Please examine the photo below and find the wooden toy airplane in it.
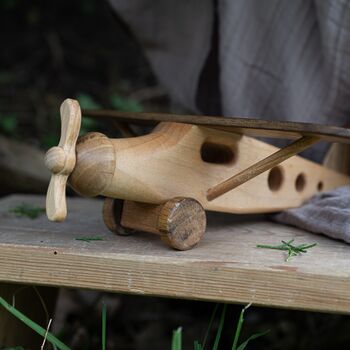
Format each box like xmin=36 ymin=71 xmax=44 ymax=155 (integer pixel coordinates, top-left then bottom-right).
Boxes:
xmin=45 ymin=99 xmax=350 ymax=250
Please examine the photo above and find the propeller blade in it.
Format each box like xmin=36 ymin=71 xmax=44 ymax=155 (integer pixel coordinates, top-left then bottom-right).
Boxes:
xmin=45 ymin=99 xmax=81 ymax=222
xmin=46 ymin=174 xmax=68 ymax=221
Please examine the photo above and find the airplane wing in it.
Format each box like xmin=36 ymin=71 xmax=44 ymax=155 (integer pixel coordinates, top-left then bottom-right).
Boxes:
xmin=82 ymin=109 xmax=350 ymax=144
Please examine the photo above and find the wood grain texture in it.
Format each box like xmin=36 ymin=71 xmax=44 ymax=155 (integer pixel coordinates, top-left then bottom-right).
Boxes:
xmin=158 ymin=197 xmax=206 ymax=250
xmin=121 ymin=198 xmax=206 ymax=250
xmin=45 ymin=99 xmax=81 ymax=221
xmin=321 ymin=123 xmax=350 ymax=174
xmin=69 ymin=132 xmax=115 ymax=197
xmin=323 ymin=143 xmax=350 ymax=175
xmin=103 ymin=198 xmax=136 ymax=236
xmin=71 ymin=122 xmax=350 ymax=214
xmin=1 ymin=195 xmax=350 ymax=314
xmin=82 ymin=109 xmax=350 ymax=144
xmin=207 ymin=136 xmax=320 ymax=201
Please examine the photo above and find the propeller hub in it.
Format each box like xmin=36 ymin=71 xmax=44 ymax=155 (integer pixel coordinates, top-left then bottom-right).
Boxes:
xmin=45 ymin=98 xmax=81 ymax=221
xmin=45 ymin=146 xmax=66 ymax=174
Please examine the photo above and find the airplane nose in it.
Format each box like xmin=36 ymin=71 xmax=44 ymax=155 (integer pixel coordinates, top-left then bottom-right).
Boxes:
xmin=69 ymin=132 xmax=115 ymax=197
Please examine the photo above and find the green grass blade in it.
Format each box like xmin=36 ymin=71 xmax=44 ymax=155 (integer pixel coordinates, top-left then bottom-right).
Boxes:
xmin=257 ymin=240 xmax=316 ymax=261
xmin=75 ymin=236 xmax=104 ymax=243
xmin=10 ymin=203 xmax=45 ymax=219
xmin=231 ymin=304 xmax=251 ymax=350
xmin=193 ymin=340 xmax=203 ymax=350
xmin=212 ymin=304 xmax=227 ymax=350
xmin=236 ymin=330 xmax=270 ymax=350
xmin=0 ymin=297 xmax=70 ymax=350
xmin=102 ymin=301 xmax=107 ymax=350
xmin=299 ymin=243 xmax=317 ymax=249
xmin=172 ymin=327 xmax=182 ymax=350
xmin=202 ymin=303 xmax=219 ymax=349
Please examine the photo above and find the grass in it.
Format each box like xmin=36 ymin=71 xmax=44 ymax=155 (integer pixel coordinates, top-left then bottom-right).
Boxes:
xmin=0 ymin=294 xmax=268 ymax=349
xmin=9 ymin=203 xmax=45 ymax=219
xmin=75 ymin=236 xmax=104 ymax=243
xmin=212 ymin=304 xmax=227 ymax=350
xmin=171 ymin=303 xmax=269 ymax=350
xmin=0 ymin=293 xmax=107 ymax=349
xmin=231 ymin=304 xmax=269 ymax=350
xmin=0 ymin=296 xmax=69 ymax=350
xmin=257 ymin=239 xmax=317 ymax=261
xmin=172 ymin=327 xmax=182 ymax=350
xmin=102 ymin=302 xmax=107 ymax=350
xmin=0 ymin=295 xmax=108 ymax=350
xmin=202 ymin=304 xmax=219 ymax=348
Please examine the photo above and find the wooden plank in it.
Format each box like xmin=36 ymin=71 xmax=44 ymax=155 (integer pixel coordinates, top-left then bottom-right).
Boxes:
xmin=1 ymin=195 xmax=350 ymax=314
xmin=82 ymin=109 xmax=350 ymax=144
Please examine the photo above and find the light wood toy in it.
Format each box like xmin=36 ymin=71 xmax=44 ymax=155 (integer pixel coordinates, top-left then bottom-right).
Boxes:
xmin=45 ymin=99 xmax=350 ymax=250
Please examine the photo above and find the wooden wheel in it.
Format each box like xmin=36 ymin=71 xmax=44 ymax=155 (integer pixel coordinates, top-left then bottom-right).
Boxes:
xmin=102 ymin=198 xmax=135 ymax=236
xmin=110 ymin=197 xmax=207 ymax=250
xmin=158 ymin=197 xmax=206 ymax=250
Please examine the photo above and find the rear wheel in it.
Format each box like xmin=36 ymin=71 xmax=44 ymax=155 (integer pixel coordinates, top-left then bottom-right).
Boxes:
xmin=102 ymin=198 xmax=135 ymax=236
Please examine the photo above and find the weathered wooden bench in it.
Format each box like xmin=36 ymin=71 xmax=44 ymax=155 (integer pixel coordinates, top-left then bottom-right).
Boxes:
xmin=1 ymin=194 xmax=350 ymax=346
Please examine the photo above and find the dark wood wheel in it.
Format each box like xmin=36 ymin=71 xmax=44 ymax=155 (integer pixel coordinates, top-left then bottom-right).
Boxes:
xmin=102 ymin=198 xmax=135 ymax=236
xmin=157 ymin=197 xmax=206 ymax=250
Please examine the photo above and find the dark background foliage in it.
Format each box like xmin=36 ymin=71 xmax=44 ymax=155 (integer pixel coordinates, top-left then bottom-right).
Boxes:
xmin=0 ymin=0 xmax=164 ymax=148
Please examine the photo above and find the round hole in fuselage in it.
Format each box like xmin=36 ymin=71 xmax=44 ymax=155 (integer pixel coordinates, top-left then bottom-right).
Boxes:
xmin=200 ymin=142 xmax=236 ymax=165
xmin=317 ymin=181 xmax=324 ymax=191
xmin=268 ymin=166 xmax=284 ymax=191
xmin=295 ymin=173 xmax=306 ymax=192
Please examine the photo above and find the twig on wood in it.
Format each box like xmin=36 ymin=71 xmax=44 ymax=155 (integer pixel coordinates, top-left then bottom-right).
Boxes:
xmin=257 ymin=239 xmax=317 ymax=261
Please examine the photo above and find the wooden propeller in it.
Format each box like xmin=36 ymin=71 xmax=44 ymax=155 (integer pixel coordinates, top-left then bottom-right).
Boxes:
xmin=45 ymin=99 xmax=81 ymax=221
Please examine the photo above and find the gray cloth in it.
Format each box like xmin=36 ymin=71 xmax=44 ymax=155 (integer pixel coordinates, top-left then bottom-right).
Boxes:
xmin=274 ymin=187 xmax=350 ymax=243
xmin=109 ymin=0 xmax=213 ymax=112
xmin=109 ymin=0 xmax=350 ymax=127
xmin=109 ymin=0 xmax=350 ymax=241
